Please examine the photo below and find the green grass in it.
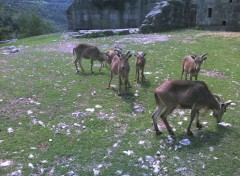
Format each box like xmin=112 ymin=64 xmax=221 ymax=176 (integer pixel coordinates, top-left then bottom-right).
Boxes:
xmin=0 ymin=30 xmax=240 ymax=175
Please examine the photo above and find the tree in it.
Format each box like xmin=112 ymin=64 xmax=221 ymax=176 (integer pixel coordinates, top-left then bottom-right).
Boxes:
xmin=17 ymin=13 xmax=53 ymax=38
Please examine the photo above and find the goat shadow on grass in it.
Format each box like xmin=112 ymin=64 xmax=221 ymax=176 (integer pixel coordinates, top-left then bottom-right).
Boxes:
xmin=140 ymin=79 xmax=151 ymax=88
xmin=158 ymin=125 xmax=238 ymax=150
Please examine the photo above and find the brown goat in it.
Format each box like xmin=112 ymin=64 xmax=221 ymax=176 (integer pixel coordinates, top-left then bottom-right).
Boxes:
xmin=73 ymin=43 xmax=107 ymax=73
xmin=152 ymin=80 xmax=231 ymax=136
xmin=181 ymin=52 xmax=208 ymax=80
xmin=134 ymin=52 xmax=147 ymax=83
xmin=107 ymin=51 xmax=132 ymax=96
xmin=105 ymin=46 xmax=123 ymax=66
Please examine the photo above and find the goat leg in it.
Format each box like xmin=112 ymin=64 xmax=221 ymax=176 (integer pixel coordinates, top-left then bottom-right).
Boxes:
xmin=195 ymin=112 xmax=202 ymax=128
xmin=118 ymin=76 xmax=123 ymax=96
xmin=141 ymin=69 xmax=145 ymax=83
xmin=90 ymin=60 xmax=94 ymax=73
xmin=78 ymin=58 xmax=85 ymax=72
xmin=107 ymin=71 xmax=113 ymax=89
xmin=187 ymin=109 xmax=197 ymax=135
xmin=74 ymin=59 xmax=80 ymax=73
xmin=152 ymin=108 xmax=162 ymax=135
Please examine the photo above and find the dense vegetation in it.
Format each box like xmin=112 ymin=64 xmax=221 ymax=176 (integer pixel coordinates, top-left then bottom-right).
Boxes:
xmin=0 ymin=0 xmax=72 ymax=40
xmin=0 ymin=30 xmax=240 ymax=175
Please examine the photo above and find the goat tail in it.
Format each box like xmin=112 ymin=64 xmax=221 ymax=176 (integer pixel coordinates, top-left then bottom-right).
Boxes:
xmin=73 ymin=48 xmax=76 ymax=55
xmin=154 ymin=92 xmax=161 ymax=105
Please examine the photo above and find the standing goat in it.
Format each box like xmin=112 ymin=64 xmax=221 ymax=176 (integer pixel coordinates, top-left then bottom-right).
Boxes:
xmin=134 ymin=52 xmax=147 ymax=83
xmin=73 ymin=43 xmax=107 ymax=73
xmin=152 ymin=80 xmax=231 ymax=136
xmin=105 ymin=46 xmax=123 ymax=66
xmin=107 ymin=51 xmax=132 ymax=96
xmin=181 ymin=52 xmax=208 ymax=80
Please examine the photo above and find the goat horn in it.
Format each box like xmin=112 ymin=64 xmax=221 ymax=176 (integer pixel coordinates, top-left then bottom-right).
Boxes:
xmin=201 ymin=53 xmax=208 ymax=57
xmin=191 ymin=52 xmax=198 ymax=57
xmin=213 ymin=94 xmax=222 ymax=103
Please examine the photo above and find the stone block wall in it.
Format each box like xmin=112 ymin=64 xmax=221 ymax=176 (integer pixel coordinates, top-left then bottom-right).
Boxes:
xmin=66 ymin=0 xmax=156 ymax=30
xmin=192 ymin=0 xmax=240 ymax=31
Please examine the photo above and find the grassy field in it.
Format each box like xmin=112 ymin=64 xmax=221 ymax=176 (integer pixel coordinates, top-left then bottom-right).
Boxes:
xmin=0 ymin=30 xmax=240 ymax=176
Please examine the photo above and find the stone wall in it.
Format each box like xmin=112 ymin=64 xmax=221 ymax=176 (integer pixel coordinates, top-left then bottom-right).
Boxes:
xmin=192 ymin=0 xmax=240 ymax=31
xmin=66 ymin=0 xmax=156 ymax=30
xmin=67 ymin=0 xmax=240 ymax=32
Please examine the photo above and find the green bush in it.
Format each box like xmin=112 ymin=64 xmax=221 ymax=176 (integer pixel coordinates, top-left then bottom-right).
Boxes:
xmin=0 ymin=26 xmax=12 ymax=40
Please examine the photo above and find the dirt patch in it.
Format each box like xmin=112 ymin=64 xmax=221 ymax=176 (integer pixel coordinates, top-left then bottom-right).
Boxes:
xmin=1 ymin=97 xmax=41 ymax=120
xmin=116 ymin=34 xmax=169 ymax=44
xmin=202 ymin=69 xmax=227 ymax=79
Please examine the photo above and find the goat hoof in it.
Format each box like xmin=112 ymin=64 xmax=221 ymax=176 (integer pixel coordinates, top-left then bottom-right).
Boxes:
xmin=197 ymin=123 xmax=203 ymax=129
xmin=187 ymin=131 xmax=194 ymax=136
xmin=156 ymin=130 xmax=162 ymax=135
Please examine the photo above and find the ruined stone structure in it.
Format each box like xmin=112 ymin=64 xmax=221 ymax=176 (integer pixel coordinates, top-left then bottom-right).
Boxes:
xmin=66 ymin=0 xmax=156 ymax=30
xmin=66 ymin=0 xmax=240 ymax=32
xmin=192 ymin=0 xmax=240 ymax=31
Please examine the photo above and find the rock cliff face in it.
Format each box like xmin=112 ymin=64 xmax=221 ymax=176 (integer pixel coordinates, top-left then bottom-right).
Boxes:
xmin=66 ymin=0 xmax=156 ymax=30
xmin=139 ymin=0 xmax=191 ymax=33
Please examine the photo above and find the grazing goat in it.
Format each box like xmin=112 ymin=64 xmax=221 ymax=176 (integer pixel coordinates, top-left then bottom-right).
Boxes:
xmin=152 ymin=80 xmax=231 ymax=136
xmin=73 ymin=43 xmax=107 ymax=73
xmin=181 ymin=52 xmax=208 ymax=80
xmin=134 ymin=52 xmax=147 ymax=83
xmin=107 ymin=51 xmax=132 ymax=96
xmin=105 ymin=46 xmax=123 ymax=66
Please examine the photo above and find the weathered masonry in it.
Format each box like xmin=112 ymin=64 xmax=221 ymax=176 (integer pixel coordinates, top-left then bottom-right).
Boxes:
xmin=66 ymin=0 xmax=240 ymax=32
xmin=192 ymin=0 xmax=240 ymax=31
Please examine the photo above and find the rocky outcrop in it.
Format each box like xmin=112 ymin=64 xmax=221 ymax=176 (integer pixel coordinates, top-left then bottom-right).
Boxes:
xmin=139 ymin=0 xmax=191 ymax=33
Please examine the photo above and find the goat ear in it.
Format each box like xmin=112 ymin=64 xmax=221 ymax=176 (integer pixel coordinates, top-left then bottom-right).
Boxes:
xmin=143 ymin=52 xmax=147 ymax=57
xmin=134 ymin=53 xmax=138 ymax=57
xmin=191 ymin=56 xmax=196 ymax=59
xmin=126 ymin=54 xmax=132 ymax=60
xmin=203 ymin=57 xmax=207 ymax=60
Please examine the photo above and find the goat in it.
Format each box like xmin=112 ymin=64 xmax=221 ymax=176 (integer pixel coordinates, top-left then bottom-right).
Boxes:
xmin=107 ymin=51 xmax=132 ymax=96
xmin=152 ymin=80 xmax=231 ymax=136
xmin=134 ymin=52 xmax=147 ymax=83
xmin=73 ymin=43 xmax=107 ymax=73
xmin=181 ymin=52 xmax=208 ymax=80
xmin=105 ymin=46 xmax=123 ymax=66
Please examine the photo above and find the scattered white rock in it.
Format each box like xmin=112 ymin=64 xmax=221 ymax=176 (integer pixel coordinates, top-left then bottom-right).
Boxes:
xmin=0 ymin=160 xmax=13 ymax=167
xmin=93 ymin=168 xmax=100 ymax=175
xmin=7 ymin=127 xmax=14 ymax=133
xmin=28 ymin=154 xmax=34 ymax=158
xmin=41 ymin=160 xmax=48 ymax=164
xmin=175 ymin=167 xmax=187 ymax=172
xmin=27 ymin=110 xmax=33 ymax=115
xmin=28 ymin=163 xmax=34 ymax=169
xmin=179 ymin=139 xmax=191 ymax=146
xmin=218 ymin=122 xmax=232 ymax=127
xmin=95 ymin=104 xmax=102 ymax=108
xmin=10 ymin=170 xmax=22 ymax=176
xmin=134 ymin=104 xmax=144 ymax=113
xmin=208 ymin=147 xmax=214 ymax=152
xmin=86 ymin=108 xmax=95 ymax=113
xmin=123 ymin=150 xmax=134 ymax=156
xmin=138 ymin=140 xmax=145 ymax=145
